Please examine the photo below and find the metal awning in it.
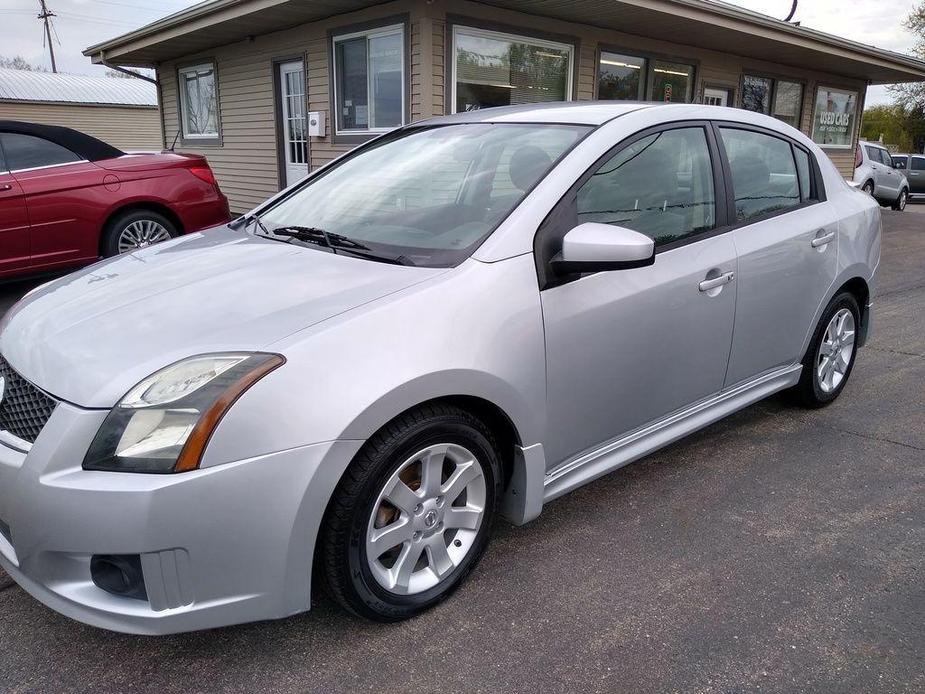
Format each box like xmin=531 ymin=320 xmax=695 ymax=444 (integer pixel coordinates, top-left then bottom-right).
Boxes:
xmin=84 ymin=0 xmax=925 ymax=85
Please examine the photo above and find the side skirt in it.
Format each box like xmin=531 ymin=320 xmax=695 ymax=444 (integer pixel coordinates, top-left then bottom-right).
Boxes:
xmin=542 ymin=364 xmax=803 ymax=503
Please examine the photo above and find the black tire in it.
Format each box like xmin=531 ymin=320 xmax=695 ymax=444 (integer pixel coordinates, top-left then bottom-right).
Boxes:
xmin=862 ymin=180 xmax=875 ymax=197
xmin=318 ymin=403 xmax=502 ymax=621
xmin=101 ymin=209 xmax=178 ymax=257
xmin=892 ymin=187 xmax=909 ymax=211
xmin=793 ymin=292 xmax=861 ymax=408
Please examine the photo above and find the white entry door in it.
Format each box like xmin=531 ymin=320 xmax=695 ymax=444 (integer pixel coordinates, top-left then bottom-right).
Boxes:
xmin=703 ymin=87 xmax=730 ymax=106
xmin=279 ymin=60 xmax=308 ymax=187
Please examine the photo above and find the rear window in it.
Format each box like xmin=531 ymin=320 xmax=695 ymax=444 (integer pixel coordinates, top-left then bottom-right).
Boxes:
xmin=0 ymin=133 xmax=82 ymax=171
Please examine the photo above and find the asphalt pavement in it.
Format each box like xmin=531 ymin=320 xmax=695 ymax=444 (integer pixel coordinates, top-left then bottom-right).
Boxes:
xmin=1 ymin=207 xmax=923 ymax=694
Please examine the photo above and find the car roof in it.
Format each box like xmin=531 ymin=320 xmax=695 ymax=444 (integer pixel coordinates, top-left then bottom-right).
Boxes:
xmin=421 ymin=102 xmax=655 ymax=126
xmin=0 ymin=120 xmax=123 ymax=161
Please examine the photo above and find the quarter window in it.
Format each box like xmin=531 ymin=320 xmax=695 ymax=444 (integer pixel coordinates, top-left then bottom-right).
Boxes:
xmin=453 ymin=26 xmax=573 ymax=113
xmin=0 ymin=133 xmax=81 ymax=170
xmin=576 ymin=127 xmax=715 ymax=246
xmin=178 ymin=63 xmax=219 ymax=139
xmin=719 ymin=128 xmax=801 ymax=221
xmin=333 ymin=24 xmax=405 ymax=133
xmin=793 ymin=147 xmax=813 ymax=201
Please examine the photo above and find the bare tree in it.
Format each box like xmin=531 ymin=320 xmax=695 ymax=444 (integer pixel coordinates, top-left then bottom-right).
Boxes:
xmin=888 ymin=2 xmax=925 ymax=108
xmin=0 ymin=55 xmax=47 ymax=71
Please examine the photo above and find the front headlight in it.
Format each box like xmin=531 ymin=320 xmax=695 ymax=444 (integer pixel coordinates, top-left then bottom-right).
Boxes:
xmin=83 ymin=353 xmax=284 ymax=473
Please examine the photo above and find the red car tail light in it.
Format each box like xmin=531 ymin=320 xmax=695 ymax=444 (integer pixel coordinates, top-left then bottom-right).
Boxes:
xmin=189 ymin=166 xmax=218 ymax=187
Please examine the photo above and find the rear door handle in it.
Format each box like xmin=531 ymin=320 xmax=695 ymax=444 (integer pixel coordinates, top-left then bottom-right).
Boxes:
xmin=699 ymin=271 xmax=735 ymax=292
xmin=0 ymin=184 xmax=12 ymax=192
xmin=812 ymin=231 xmax=836 ymax=248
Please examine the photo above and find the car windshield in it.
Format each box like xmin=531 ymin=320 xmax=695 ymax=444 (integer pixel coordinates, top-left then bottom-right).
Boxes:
xmin=257 ymin=123 xmax=591 ymax=267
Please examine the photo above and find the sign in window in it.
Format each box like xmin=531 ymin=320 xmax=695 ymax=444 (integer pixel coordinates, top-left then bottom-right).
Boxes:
xmin=811 ymin=87 xmax=858 ymax=148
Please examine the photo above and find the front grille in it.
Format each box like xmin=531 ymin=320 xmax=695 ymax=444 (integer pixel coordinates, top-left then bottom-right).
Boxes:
xmin=0 ymin=355 xmax=58 ymax=444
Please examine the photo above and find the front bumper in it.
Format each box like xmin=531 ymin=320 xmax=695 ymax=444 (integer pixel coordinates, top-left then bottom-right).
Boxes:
xmin=0 ymin=401 xmax=362 ymax=635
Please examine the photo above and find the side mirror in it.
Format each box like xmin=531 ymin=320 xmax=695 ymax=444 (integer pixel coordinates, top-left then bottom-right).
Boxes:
xmin=552 ymin=222 xmax=655 ymax=274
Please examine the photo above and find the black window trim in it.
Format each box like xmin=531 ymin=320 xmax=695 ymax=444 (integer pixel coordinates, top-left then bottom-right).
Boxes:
xmin=711 ymin=120 xmax=827 ymax=231
xmin=534 ymin=119 xmax=726 ymax=290
xmin=0 ymin=131 xmax=86 ymax=174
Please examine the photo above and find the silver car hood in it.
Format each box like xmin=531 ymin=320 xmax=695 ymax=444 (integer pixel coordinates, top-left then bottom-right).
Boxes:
xmin=0 ymin=228 xmax=443 ymax=408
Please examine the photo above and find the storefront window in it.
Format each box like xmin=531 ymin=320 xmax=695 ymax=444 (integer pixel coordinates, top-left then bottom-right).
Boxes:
xmin=742 ymin=75 xmax=772 ymax=114
xmin=598 ymin=52 xmax=646 ymax=100
xmin=772 ymin=80 xmax=803 ymax=128
xmin=453 ymin=26 xmax=573 ymax=113
xmin=333 ymin=24 xmax=405 ymax=133
xmin=649 ymin=60 xmax=694 ymax=103
xmin=811 ymin=86 xmax=858 ymax=148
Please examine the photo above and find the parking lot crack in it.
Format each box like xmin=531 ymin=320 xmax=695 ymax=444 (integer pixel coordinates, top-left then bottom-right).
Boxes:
xmin=816 ymin=424 xmax=925 ymax=453
xmin=867 ymin=346 xmax=925 ymax=360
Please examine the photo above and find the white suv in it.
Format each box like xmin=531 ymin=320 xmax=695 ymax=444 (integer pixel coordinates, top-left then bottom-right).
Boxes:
xmin=854 ymin=140 xmax=909 ymax=211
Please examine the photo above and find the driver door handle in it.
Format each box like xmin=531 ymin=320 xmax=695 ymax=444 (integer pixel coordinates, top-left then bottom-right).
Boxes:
xmin=699 ymin=271 xmax=735 ymax=292
xmin=812 ymin=231 xmax=836 ymax=248
xmin=0 ymin=184 xmax=12 ymax=192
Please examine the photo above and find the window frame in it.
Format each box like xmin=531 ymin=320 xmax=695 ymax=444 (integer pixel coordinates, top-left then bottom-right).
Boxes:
xmin=0 ymin=132 xmax=86 ymax=173
xmin=330 ymin=19 xmax=409 ymax=142
xmin=533 ymin=120 xmax=726 ymax=290
xmin=810 ymin=84 xmax=860 ymax=151
xmin=739 ymin=72 xmax=805 ymax=128
xmin=448 ymin=20 xmax=577 ymax=115
xmin=176 ymin=60 xmax=221 ymax=146
xmin=712 ymin=121 xmax=826 ymax=229
xmin=595 ymin=44 xmax=699 ymax=104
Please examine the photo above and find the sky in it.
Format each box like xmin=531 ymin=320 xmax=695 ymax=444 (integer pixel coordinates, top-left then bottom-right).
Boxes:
xmin=0 ymin=0 xmax=921 ymax=106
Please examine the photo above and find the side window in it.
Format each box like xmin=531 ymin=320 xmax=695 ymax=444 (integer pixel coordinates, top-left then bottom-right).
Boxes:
xmin=0 ymin=133 xmax=81 ymax=171
xmin=576 ymin=127 xmax=715 ymax=247
xmin=865 ymin=146 xmax=880 ymax=163
xmin=912 ymin=157 xmax=925 ymax=171
xmin=793 ymin=147 xmax=814 ymax=201
xmin=719 ymin=128 xmax=800 ymax=221
xmin=876 ymin=149 xmax=891 ymax=166
xmin=893 ymin=156 xmax=908 ymax=170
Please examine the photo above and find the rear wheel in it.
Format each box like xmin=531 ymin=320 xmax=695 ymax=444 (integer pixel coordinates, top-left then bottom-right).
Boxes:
xmin=793 ymin=292 xmax=860 ymax=408
xmin=892 ymin=187 xmax=908 ymax=211
xmin=102 ymin=209 xmax=177 ymax=257
xmin=862 ymin=180 xmax=875 ymax=197
xmin=318 ymin=404 xmax=502 ymax=621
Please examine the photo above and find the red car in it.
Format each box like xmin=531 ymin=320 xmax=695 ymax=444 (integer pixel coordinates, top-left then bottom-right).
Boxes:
xmin=0 ymin=121 xmax=231 ymax=281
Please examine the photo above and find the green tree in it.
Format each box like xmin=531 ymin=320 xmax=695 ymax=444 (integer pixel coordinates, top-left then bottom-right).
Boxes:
xmin=861 ymin=104 xmax=914 ymax=150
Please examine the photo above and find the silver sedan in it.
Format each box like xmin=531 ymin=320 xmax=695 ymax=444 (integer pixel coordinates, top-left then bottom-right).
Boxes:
xmin=0 ymin=103 xmax=880 ymax=634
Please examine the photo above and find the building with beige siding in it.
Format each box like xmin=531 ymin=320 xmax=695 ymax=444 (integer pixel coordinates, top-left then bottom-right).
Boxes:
xmin=0 ymin=68 xmax=161 ymax=152
xmin=84 ymin=0 xmax=925 ymax=214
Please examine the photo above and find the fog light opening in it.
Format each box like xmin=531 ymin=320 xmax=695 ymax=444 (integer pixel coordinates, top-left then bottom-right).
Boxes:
xmin=90 ymin=554 xmax=148 ymax=601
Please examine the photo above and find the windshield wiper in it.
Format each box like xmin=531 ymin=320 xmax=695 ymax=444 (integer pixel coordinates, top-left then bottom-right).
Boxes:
xmin=270 ymin=225 xmax=369 ymax=253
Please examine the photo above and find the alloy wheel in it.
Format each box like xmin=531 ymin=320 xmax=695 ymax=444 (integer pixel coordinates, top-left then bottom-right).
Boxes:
xmin=117 ymin=219 xmax=172 ymax=253
xmin=899 ymin=190 xmax=908 ymax=210
xmin=817 ymin=308 xmax=856 ymax=394
xmin=365 ymin=443 xmax=486 ymax=596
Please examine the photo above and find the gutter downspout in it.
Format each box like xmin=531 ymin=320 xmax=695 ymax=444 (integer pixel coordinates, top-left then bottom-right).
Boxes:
xmin=99 ymin=52 xmax=158 ymax=85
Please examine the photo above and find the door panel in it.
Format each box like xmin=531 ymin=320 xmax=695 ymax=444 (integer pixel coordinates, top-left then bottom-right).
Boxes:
xmin=542 ymin=234 xmax=737 ymax=468
xmin=725 ymin=203 xmax=838 ymax=386
xmin=0 ymin=172 xmax=30 ymax=277
xmin=278 ymin=61 xmax=308 ymax=187
xmin=14 ymin=162 xmax=105 ymax=269
xmin=909 ymin=157 xmax=925 ymax=194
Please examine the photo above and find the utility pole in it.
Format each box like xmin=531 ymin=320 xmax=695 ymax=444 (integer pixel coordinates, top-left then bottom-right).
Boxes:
xmin=37 ymin=0 xmax=57 ymax=73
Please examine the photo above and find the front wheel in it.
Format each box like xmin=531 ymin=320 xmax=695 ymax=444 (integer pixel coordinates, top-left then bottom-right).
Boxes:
xmin=318 ymin=404 xmax=502 ymax=621
xmin=793 ymin=292 xmax=861 ymax=408
xmin=892 ymin=187 xmax=908 ymax=211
